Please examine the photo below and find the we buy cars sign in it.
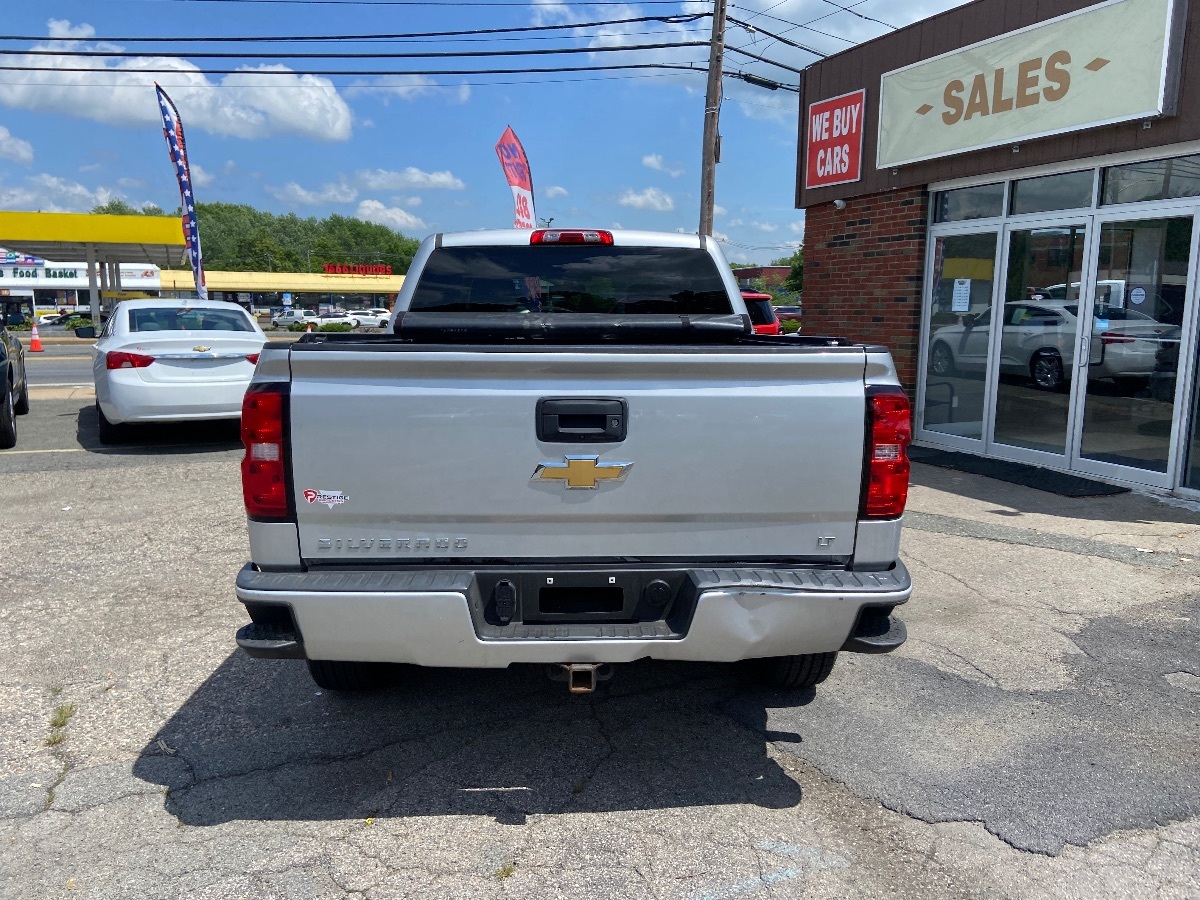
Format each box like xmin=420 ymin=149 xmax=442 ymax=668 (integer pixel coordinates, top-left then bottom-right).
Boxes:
xmin=805 ymin=89 xmax=866 ymax=190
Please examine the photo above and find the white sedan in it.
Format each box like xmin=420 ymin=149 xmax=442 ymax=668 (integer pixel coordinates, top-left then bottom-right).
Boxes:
xmin=91 ymin=299 xmax=267 ymax=443
xmin=350 ymin=308 xmax=391 ymax=328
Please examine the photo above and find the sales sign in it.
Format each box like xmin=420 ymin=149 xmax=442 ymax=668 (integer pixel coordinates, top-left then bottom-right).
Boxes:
xmin=805 ymin=89 xmax=866 ymax=190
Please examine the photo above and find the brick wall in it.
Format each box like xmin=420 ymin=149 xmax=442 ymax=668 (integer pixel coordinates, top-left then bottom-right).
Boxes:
xmin=802 ymin=186 xmax=928 ymax=392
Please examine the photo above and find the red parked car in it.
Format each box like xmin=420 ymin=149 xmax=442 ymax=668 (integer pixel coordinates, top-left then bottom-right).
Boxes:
xmin=741 ymin=291 xmax=780 ymax=335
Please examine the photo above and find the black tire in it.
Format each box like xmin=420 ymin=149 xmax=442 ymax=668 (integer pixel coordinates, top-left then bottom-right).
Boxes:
xmin=755 ymin=652 xmax=837 ymax=690
xmin=95 ymin=403 xmax=126 ymax=445
xmin=929 ymin=341 xmax=956 ymax=377
xmin=1030 ymin=351 xmax=1065 ymax=391
xmin=0 ymin=375 xmax=17 ymax=449
xmin=306 ymin=659 xmax=385 ymax=691
xmin=14 ymin=373 xmax=29 ymax=415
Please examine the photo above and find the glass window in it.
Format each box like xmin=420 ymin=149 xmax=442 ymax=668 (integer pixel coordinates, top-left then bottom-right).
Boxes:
xmin=1102 ymin=154 xmax=1200 ymax=205
xmin=1010 ymin=171 xmax=1094 ymax=215
xmin=922 ymin=232 xmax=998 ymax=441
xmin=409 ymin=246 xmax=733 ymax=315
xmin=128 ymin=307 xmax=256 ymax=332
xmin=933 ymin=183 xmax=1005 ymax=222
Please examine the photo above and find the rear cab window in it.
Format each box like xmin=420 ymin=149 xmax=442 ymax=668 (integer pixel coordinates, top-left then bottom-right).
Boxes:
xmin=409 ymin=246 xmax=734 ymax=316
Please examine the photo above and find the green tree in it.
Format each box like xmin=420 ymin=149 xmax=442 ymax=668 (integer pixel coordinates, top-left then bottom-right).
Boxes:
xmin=772 ymin=247 xmax=804 ymax=294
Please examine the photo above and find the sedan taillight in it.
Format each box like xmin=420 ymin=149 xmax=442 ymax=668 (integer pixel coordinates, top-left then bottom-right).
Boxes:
xmin=106 ymin=350 xmax=155 ymax=369
xmin=1100 ymin=331 xmax=1135 ymax=345
xmin=241 ymin=384 xmax=292 ymax=520
xmin=245 ymin=353 xmax=260 ymax=365
xmin=862 ymin=387 xmax=912 ymax=519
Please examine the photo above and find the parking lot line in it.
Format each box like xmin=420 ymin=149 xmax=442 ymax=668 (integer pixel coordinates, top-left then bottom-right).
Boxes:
xmin=27 ymin=355 xmax=91 ymax=361
xmin=1 ymin=447 xmax=86 ymax=455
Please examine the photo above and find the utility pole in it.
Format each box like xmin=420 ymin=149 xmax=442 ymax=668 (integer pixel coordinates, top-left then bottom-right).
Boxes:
xmin=699 ymin=0 xmax=728 ymax=236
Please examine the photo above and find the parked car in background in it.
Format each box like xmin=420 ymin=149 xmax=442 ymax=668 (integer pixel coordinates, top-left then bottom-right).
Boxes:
xmin=271 ymin=308 xmax=318 ymax=328
xmin=350 ymin=308 xmax=391 ymax=328
xmin=37 ymin=312 xmax=69 ymax=326
xmin=928 ymin=301 xmax=1174 ymax=390
xmin=0 ymin=301 xmax=31 ymax=448
xmin=88 ymin=299 xmax=267 ymax=444
xmin=773 ymin=304 xmax=803 ymax=324
xmin=312 ymin=311 xmax=356 ymax=328
xmin=741 ymin=291 xmax=780 ymax=335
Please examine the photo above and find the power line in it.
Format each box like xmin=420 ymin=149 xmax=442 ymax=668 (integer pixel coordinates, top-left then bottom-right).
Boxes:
xmin=0 ymin=62 xmax=710 ymax=77
xmin=2 ymin=41 xmax=709 ymax=61
xmin=819 ymin=0 xmax=896 ymax=30
xmin=725 ymin=44 xmax=804 ymax=75
xmin=726 ymin=17 xmax=826 ymax=56
xmin=729 ymin=4 xmax=855 ymax=45
xmin=0 ymin=14 xmax=708 ymax=44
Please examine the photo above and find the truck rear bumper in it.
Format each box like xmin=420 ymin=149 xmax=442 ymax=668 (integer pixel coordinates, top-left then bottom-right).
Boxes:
xmin=235 ymin=563 xmax=911 ymax=667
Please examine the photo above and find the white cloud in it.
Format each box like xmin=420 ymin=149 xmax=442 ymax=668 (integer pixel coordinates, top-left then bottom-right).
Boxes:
xmin=266 ymin=180 xmax=358 ymax=205
xmin=714 ymin=205 xmax=726 ymax=217
xmin=47 ymin=19 xmax=95 ymax=40
xmin=116 ymin=176 xmax=144 ymax=189
xmin=356 ymin=199 xmax=427 ymax=233
xmin=728 ymin=218 xmax=744 ymax=227
xmin=789 ymin=221 xmax=805 ymax=237
xmin=0 ymin=126 xmax=33 ymax=164
xmin=0 ymin=173 xmax=113 ymax=211
xmin=751 ymin=221 xmax=779 ymax=233
xmin=0 ymin=23 xmax=353 ymax=141
xmin=346 ymin=75 xmax=471 ymax=105
xmin=189 ymin=163 xmax=214 ymax=188
xmin=642 ymin=153 xmax=684 ymax=177
xmin=78 ymin=162 xmax=102 ymax=173
xmin=399 ymin=195 xmax=423 ymax=208
xmin=545 ymin=185 xmax=569 ymax=199
xmin=618 ymin=187 xmax=674 ymax=212
xmin=357 ymin=167 xmax=465 ymax=191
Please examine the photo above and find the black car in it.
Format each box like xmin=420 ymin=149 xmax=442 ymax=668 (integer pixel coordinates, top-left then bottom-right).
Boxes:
xmin=0 ymin=301 xmax=31 ymax=448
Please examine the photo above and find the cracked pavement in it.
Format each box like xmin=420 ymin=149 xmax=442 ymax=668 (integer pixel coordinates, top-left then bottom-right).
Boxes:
xmin=1 ymin=400 xmax=1198 ymax=898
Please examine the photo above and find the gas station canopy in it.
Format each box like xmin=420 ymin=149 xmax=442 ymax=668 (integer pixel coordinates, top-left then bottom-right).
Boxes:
xmin=0 ymin=210 xmax=186 ymax=267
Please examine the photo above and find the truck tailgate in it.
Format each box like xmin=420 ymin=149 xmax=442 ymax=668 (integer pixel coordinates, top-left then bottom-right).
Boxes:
xmin=287 ymin=345 xmax=867 ymax=563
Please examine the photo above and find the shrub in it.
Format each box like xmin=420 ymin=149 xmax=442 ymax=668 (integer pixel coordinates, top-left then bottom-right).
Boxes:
xmin=318 ymin=322 xmax=353 ymax=333
xmin=63 ymin=316 xmax=93 ymax=332
xmin=287 ymin=322 xmax=311 ymax=332
xmin=781 ymin=319 xmax=802 ymax=334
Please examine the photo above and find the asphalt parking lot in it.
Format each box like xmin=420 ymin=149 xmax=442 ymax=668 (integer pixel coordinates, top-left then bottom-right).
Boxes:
xmin=2 ymin=393 xmax=1199 ymax=899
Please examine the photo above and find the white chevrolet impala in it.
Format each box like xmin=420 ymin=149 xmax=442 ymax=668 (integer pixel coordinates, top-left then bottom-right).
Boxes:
xmin=91 ymin=299 xmax=267 ymax=443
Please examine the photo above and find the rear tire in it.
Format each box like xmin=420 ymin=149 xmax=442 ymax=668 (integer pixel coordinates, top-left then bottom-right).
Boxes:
xmin=0 ymin=376 xmax=17 ymax=449
xmin=929 ymin=341 xmax=956 ymax=377
xmin=13 ymin=374 xmax=29 ymax=414
xmin=306 ymin=659 xmax=386 ymax=691
xmin=1031 ymin=351 xmax=1065 ymax=391
xmin=95 ymin=403 xmax=126 ymax=445
xmin=755 ymin=652 xmax=837 ymax=690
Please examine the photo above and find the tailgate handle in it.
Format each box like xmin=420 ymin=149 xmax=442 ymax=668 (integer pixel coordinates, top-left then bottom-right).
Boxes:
xmin=537 ymin=398 xmax=627 ymax=443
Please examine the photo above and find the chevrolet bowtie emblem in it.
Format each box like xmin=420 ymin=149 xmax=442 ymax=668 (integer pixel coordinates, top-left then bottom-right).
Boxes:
xmin=192 ymin=345 xmax=211 ymax=352
xmin=532 ymin=455 xmax=633 ymax=490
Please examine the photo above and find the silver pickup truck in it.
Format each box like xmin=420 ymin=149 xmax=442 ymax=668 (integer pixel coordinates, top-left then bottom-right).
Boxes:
xmin=234 ymin=228 xmax=912 ymax=694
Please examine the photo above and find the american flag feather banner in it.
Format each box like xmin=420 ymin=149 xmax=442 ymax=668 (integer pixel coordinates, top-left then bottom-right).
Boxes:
xmin=154 ymin=84 xmax=207 ymax=301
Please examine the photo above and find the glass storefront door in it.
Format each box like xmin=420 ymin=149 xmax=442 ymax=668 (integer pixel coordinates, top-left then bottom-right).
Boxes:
xmin=990 ymin=224 xmax=1089 ymax=460
xmin=919 ymin=232 xmax=998 ymax=445
xmin=1072 ymin=215 xmax=1195 ymax=486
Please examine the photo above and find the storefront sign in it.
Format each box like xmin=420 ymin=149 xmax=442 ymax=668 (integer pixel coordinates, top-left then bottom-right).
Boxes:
xmin=323 ymin=263 xmax=394 ymax=276
xmin=877 ymin=0 xmax=1179 ymax=168
xmin=805 ymin=89 xmax=866 ymax=189
xmin=2 ymin=267 xmax=78 ymax=279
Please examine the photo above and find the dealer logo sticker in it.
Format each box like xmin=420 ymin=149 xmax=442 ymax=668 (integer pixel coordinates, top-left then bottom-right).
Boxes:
xmin=303 ymin=489 xmax=349 ymax=509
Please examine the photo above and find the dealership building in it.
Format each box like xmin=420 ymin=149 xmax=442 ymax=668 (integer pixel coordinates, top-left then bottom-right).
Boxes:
xmin=797 ymin=0 xmax=1200 ymax=494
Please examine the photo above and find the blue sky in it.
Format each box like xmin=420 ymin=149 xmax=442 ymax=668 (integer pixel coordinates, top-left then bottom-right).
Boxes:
xmin=0 ymin=0 xmax=966 ymax=265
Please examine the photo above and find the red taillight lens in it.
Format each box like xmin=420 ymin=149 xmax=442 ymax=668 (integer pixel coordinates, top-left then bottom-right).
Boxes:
xmin=105 ymin=350 xmax=155 ymax=370
xmin=245 ymin=353 xmax=260 ymax=365
xmin=530 ymin=229 xmax=614 ymax=245
xmin=241 ymin=385 xmax=291 ymax=520
xmin=863 ymin=387 xmax=912 ymax=519
xmin=1100 ymin=331 xmax=1134 ymax=345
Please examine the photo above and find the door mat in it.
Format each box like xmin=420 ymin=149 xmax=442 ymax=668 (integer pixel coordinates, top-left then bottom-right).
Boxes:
xmin=908 ymin=446 xmax=1130 ymax=498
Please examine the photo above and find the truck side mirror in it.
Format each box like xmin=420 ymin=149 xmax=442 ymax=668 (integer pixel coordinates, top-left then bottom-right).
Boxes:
xmin=75 ymin=325 xmax=97 ymax=339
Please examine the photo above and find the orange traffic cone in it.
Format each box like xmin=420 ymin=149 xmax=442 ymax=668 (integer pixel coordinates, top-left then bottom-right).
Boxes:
xmin=306 ymin=322 xmax=312 ymax=333
xmin=29 ymin=320 xmax=44 ymax=352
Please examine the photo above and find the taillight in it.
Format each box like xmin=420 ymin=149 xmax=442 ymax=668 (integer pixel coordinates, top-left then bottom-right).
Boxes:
xmin=106 ymin=350 xmax=155 ymax=369
xmin=862 ymin=387 xmax=912 ymax=519
xmin=530 ymin=229 xmax=614 ymax=245
xmin=245 ymin=353 xmax=260 ymax=365
xmin=1100 ymin=331 xmax=1134 ymax=345
xmin=241 ymin=384 xmax=291 ymax=520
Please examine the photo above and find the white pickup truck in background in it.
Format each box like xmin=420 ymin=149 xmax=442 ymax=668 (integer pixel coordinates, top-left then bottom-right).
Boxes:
xmin=233 ymin=228 xmax=913 ymax=694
